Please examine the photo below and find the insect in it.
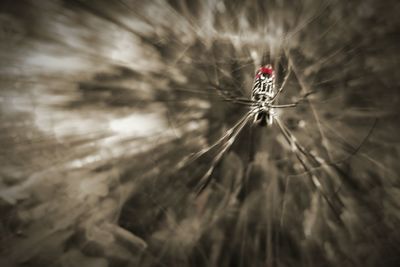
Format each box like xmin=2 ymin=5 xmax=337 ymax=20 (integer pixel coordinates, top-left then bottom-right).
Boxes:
xmin=250 ymin=64 xmax=297 ymax=126
xmin=182 ymin=63 xmax=315 ymax=193
xmin=174 ymin=59 xmax=373 ymax=223
xmin=175 ymin=59 xmax=375 ymax=223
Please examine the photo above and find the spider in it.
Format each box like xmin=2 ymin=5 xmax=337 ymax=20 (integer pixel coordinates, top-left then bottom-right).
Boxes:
xmin=250 ymin=64 xmax=297 ymax=126
xmin=178 ymin=62 xmax=374 ymax=221
xmin=183 ymin=63 xmax=319 ymax=193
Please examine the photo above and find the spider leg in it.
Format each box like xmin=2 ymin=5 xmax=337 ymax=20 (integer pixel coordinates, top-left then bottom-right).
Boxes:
xmin=195 ymin=112 xmax=252 ymax=195
xmin=207 ymin=82 xmax=258 ymax=107
xmin=270 ymin=90 xmax=319 ymax=109
xmin=223 ymin=97 xmax=258 ymax=106
xmin=177 ymin=112 xmax=252 ymax=172
xmin=274 ymin=117 xmax=344 ymax=224
xmin=270 ymin=103 xmax=297 ymax=108
xmin=271 ymin=65 xmax=292 ymax=102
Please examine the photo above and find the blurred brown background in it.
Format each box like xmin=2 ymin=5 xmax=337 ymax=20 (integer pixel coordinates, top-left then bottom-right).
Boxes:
xmin=0 ymin=1 xmax=399 ymax=266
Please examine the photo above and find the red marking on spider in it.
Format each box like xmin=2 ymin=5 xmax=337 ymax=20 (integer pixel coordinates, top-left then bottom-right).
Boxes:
xmin=255 ymin=65 xmax=274 ymax=78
